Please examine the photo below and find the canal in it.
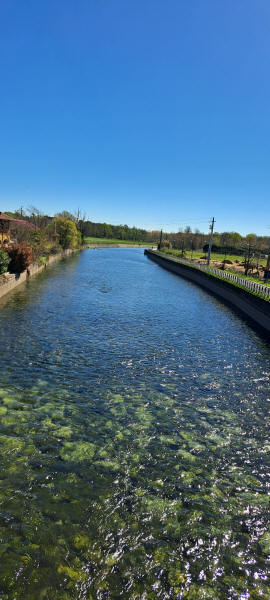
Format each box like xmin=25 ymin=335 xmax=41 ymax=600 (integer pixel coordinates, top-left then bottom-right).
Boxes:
xmin=0 ymin=248 xmax=269 ymax=599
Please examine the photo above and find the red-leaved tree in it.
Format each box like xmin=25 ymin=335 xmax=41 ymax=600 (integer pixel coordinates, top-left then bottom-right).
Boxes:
xmin=6 ymin=243 xmax=32 ymax=274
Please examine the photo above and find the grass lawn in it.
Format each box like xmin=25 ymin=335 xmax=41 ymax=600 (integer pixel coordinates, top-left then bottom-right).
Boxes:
xmin=160 ymin=248 xmax=270 ymax=286
xmin=161 ymin=248 xmax=267 ymax=267
xmin=84 ymin=237 xmax=151 ymax=246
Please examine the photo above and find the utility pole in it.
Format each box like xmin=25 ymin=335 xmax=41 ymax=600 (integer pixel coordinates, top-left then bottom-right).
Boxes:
xmin=158 ymin=229 xmax=163 ymax=250
xmin=207 ymin=218 xmax=215 ymax=266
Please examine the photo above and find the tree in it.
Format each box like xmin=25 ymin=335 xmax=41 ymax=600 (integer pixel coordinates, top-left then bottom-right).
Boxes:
xmin=245 ymin=233 xmax=257 ymax=247
xmin=220 ymin=232 xmax=232 ymax=247
xmin=27 ymin=207 xmax=52 ymax=229
xmin=53 ymin=217 xmax=81 ymax=249
xmin=230 ymin=232 xmax=242 ymax=247
xmin=28 ymin=206 xmax=43 ymax=229
xmin=6 ymin=243 xmax=32 ymax=273
xmin=74 ymin=208 xmax=88 ymax=243
xmin=54 ymin=211 xmax=77 ymax=222
xmin=103 ymin=223 xmax=113 ymax=238
xmin=243 ymin=243 xmax=254 ymax=276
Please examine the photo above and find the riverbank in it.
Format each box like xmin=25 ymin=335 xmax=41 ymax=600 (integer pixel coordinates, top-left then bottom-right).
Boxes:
xmin=0 ymin=248 xmax=80 ymax=300
xmin=145 ymin=249 xmax=270 ymax=335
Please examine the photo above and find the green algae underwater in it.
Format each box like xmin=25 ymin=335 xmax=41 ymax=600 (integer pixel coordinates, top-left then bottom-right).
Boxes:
xmin=0 ymin=249 xmax=269 ymax=599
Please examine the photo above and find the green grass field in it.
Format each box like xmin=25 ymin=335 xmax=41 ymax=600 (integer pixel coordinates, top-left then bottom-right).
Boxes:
xmin=161 ymin=248 xmax=267 ymax=267
xmin=84 ymin=237 xmax=152 ymax=246
xmin=160 ymin=248 xmax=270 ymax=285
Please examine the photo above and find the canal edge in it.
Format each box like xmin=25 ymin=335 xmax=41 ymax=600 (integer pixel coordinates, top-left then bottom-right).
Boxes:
xmin=0 ymin=248 xmax=82 ymax=301
xmin=145 ymin=249 xmax=270 ymax=336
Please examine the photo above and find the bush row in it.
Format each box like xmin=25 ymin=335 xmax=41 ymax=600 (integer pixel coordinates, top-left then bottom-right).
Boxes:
xmin=0 ymin=242 xmax=63 ymax=276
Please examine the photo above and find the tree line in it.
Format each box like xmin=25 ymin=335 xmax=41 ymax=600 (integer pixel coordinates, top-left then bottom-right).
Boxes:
xmin=5 ymin=208 xmax=270 ymax=254
xmin=161 ymin=228 xmax=270 ymax=256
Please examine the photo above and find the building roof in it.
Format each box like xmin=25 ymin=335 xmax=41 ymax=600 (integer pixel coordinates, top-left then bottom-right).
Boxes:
xmin=0 ymin=212 xmax=13 ymax=221
xmin=0 ymin=212 xmax=37 ymax=230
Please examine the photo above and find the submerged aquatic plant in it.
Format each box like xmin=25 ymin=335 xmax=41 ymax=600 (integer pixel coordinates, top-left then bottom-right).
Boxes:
xmin=0 ymin=381 xmax=268 ymax=600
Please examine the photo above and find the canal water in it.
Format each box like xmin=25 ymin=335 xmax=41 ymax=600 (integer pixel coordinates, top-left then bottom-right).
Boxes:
xmin=0 ymin=248 xmax=269 ymax=600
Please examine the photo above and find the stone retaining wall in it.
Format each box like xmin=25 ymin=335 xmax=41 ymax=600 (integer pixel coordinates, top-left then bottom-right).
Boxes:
xmin=0 ymin=249 xmax=78 ymax=300
xmin=145 ymin=250 xmax=270 ymax=336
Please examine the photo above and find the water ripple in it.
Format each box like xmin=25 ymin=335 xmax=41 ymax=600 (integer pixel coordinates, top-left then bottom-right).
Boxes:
xmin=0 ymin=249 xmax=269 ymax=599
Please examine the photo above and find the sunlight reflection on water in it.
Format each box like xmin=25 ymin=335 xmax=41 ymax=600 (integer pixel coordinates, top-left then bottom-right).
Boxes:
xmin=0 ymin=249 xmax=269 ymax=599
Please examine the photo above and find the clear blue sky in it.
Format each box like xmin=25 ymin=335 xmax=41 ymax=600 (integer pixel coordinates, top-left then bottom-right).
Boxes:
xmin=0 ymin=0 xmax=270 ymax=235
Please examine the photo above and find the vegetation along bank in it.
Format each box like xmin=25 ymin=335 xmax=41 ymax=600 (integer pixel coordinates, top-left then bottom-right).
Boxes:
xmin=0 ymin=248 xmax=81 ymax=300
xmin=0 ymin=212 xmax=84 ymax=300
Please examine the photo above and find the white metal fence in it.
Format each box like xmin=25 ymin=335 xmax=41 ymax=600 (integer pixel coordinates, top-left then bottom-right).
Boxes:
xmin=157 ymin=252 xmax=270 ymax=301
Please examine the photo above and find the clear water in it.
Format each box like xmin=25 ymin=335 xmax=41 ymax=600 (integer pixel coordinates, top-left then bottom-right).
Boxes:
xmin=0 ymin=248 xmax=269 ymax=600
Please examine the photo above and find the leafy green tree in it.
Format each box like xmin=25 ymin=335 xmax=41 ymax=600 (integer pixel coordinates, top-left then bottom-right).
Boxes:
xmin=230 ymin=232 xmax=242 ymax=246
xmin=245 ymin=233 xmax=257 ymax=247
xmin=103 ymin=223 xmax=113 ymax=238
xmin=53 ymin=217 xmax=81 ymax=249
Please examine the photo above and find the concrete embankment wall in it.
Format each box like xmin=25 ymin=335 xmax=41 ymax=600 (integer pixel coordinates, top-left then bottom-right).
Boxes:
xmin=145 ymin=250 xmax=270 ymax=335
xmin=0 ymin=249 xmax=79 ymax=300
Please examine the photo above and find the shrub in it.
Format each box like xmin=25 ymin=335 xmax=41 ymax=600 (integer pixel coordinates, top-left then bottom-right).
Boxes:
xmin=6 ymin=243 xmax=32 ymax=274
xmin=0 ymin=249 xmax=10 ymax=275
xmin=38 ymin=256 xmax=47 ymax=265
xmin=53 ymin=217 xmax=81 ymax=249
xmin=49 ymin=245 xmax=60 ymax=255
